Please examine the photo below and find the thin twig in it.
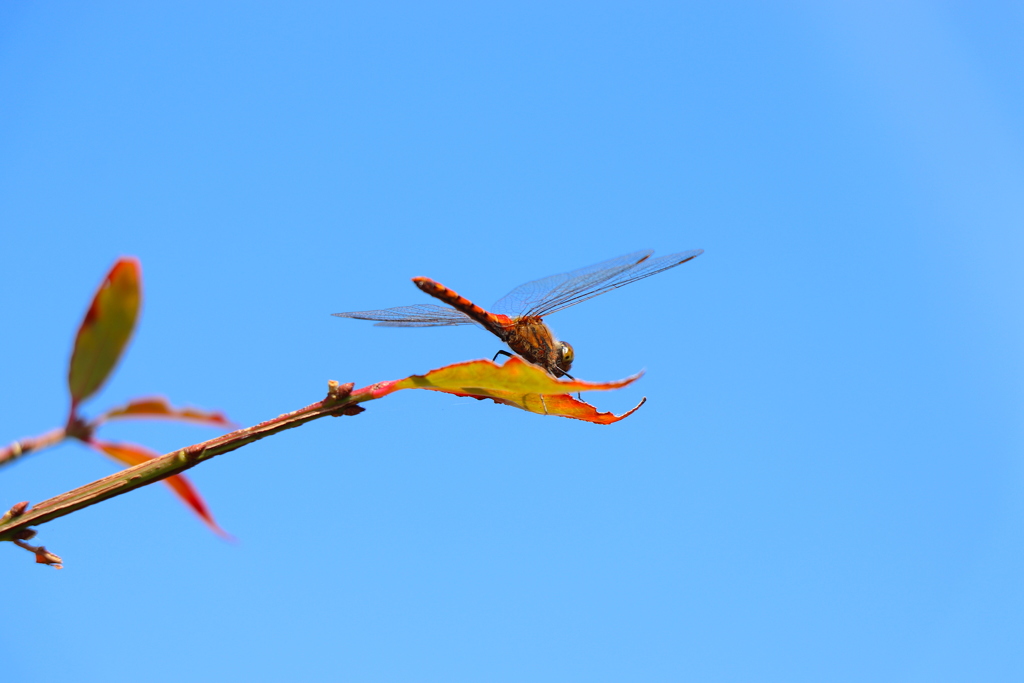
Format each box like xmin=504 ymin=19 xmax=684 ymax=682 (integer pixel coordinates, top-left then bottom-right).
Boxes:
xmin=13 ymin=539 xmax=63 ymax=569
xmin=0 ymin=381 xmax=362 ymax=543
xmin=0 ymin=427 xmax=68 ymax=468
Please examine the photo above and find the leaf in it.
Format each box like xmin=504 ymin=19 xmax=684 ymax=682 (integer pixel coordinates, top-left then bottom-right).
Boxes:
xmin=96 ymin=396 xmax=234 ymax=427
xmin=88 ymin=439 xmax=231 ymax=539
xmin=359 ymin=356 xmax=646 ymax=424
xmin=444 ymin=390 xmax=647 ymax=424
xmin=67 ymin=258 xmax=142 ymax=409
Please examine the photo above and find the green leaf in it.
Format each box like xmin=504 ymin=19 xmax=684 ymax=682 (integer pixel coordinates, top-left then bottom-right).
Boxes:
xmin=67 ymin=258 xmax=142 ymax=409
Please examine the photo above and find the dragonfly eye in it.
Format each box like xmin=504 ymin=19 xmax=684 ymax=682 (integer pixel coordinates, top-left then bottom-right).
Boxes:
xmin=558 ymin=341 xmax=574 ymax=372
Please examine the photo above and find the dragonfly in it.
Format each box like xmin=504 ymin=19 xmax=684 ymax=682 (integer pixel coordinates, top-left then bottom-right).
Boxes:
xmin=333 ymin=249 xmax=704 ymax=379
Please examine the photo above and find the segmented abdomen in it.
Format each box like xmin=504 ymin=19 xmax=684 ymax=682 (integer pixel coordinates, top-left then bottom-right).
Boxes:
xmin=413 ymin=277 xmax=511 ymax=338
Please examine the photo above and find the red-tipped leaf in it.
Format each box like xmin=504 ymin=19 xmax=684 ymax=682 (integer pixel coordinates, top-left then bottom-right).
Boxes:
xmin=68 ymin=258 xmax=142 ymax=409
xmin=88 ymin=439 xmax=231 ymax=539
xmin=354 ymin=356 xmax=646 ymax=424
xmin=97 ymin=396 xmax=233 ymax=427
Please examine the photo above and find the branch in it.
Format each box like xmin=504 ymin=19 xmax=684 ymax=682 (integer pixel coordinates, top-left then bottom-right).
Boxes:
xmin=0 ymin=427 xmax=68 ymax=468
xmin=1 ymin=358 xmax=646 ymax=564
xmin=0 ymin=380 xmax=363 ymax=543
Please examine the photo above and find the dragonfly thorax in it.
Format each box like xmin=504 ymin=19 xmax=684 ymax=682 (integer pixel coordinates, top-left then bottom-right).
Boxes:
xmin=505 ymin=317 xmax=574 ymax=377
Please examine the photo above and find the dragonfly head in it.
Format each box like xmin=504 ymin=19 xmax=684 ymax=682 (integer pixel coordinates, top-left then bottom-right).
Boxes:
xmin=555 ymin=341 xmax=574 ymax=376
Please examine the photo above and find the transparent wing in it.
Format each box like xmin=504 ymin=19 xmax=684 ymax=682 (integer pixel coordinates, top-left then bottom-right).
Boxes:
xmin=493 ymin=249 xmax=703 ymax=318
xmin=332 ymin=304 xmax=478 ymax=327
xmin=492 ymin=250 xmax=653 ymax=316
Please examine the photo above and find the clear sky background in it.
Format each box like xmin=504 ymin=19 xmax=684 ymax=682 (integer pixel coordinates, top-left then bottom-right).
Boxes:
xmin=3 ymin=2 xmax=1023 ymax=681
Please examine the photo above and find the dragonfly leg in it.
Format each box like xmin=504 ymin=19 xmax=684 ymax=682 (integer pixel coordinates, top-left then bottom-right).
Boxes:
xmin=560 ymin=371 xmax=582 ymax=400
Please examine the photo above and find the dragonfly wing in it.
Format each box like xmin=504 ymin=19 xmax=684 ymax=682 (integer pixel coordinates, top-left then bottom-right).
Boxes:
xmin=493 ymin=249 xmax=703 ymax=318
xmin=492 ymin=250 xmax=654 ymax=316
xmin=332 ymin=304 xmax=478 ymax=327
xmin=528 ymin=249 xmax=704 ymax=317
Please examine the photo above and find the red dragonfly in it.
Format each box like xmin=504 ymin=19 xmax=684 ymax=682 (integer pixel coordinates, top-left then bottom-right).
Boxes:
xmin=333 ymin=249 xmax=703 ymax=378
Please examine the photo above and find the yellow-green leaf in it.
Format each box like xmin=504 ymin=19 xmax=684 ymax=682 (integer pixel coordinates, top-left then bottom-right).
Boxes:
xmin=356 ymin=356 xmax=645 ymax=423
xmin=67 ymin=258 xmax=142 ymax=409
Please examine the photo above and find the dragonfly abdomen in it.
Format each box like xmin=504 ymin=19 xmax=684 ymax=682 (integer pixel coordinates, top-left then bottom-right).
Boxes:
xmin=413 ymin=277 xmax=511 ymax=338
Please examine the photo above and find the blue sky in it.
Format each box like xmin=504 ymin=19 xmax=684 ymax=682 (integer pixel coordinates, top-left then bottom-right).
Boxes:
xmin=3 ymin=2 xmax=1023 ymax=680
